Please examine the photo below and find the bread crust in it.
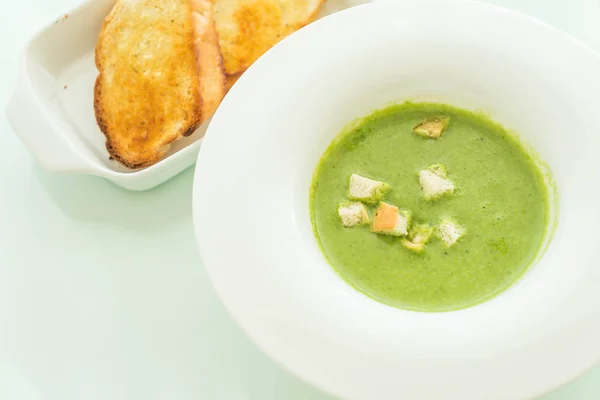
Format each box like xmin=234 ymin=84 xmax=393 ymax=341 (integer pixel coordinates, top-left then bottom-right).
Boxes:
xmin=191 ymin=0 xmax=228 ymax=122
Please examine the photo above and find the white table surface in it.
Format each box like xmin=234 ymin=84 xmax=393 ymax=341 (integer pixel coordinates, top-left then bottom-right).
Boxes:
xmin=2 ymin=0 xmax=600 ymax=399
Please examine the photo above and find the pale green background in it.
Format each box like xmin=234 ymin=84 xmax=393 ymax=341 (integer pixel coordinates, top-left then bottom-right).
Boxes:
xmin=1 ymin=0 xmax=599 ymax=398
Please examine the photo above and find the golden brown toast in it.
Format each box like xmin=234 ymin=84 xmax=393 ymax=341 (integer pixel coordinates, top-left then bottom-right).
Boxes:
xmin=95 ymin=0 xmax=226 ymax=169
xmin=213 ymin=0 xmax=324 ymax=75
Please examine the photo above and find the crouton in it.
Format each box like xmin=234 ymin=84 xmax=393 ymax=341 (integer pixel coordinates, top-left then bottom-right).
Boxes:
xmin=338 ymin=202 xmax=370 ymax=227
xmin=372 ymin=202 xmax=411 ymax=236
xmin=401 ymin=224 xmax=434 ymax=253
xmin=419 ymin=164 xmax=455 ymax=200
xmin=437 ymin=219 xmax=466 ymax=247
xmin=413 ymin=117 xmax=450 ymax=138
xmin=409 ymin=224 xmax=434 ymax=244
xmin=348 ymin=174 xmax=390 ymax=204
xmin=401 ymin=239 xmax=425 ymax=253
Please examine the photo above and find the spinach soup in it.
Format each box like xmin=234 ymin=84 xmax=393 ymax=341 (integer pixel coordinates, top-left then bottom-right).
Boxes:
xmin=310 ymin=102 xmax=550 ymax=312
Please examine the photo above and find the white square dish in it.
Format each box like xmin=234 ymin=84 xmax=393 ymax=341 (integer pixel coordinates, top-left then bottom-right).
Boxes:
xmin=6 ymin=0 xmax=209 ymax=191
xmin=5 ymin=0 xmax=368 ymax=191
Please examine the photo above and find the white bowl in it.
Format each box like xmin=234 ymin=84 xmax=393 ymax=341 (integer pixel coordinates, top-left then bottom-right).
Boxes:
xmin=193 ymin=0 xmax=600 ymax=398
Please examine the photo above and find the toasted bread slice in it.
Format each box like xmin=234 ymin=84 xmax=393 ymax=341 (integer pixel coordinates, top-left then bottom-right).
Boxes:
xmin=95 ymin=0 xmax=226 ymax=168
xmin=213 ymin=0 xmax=324 ymax=75
xmin=371 ymin=203 xmax=411 ymax=237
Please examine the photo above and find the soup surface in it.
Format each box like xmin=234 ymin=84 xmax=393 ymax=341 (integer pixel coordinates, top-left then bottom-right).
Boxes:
xmin=310 ymin=102 xmax=550 ymax=312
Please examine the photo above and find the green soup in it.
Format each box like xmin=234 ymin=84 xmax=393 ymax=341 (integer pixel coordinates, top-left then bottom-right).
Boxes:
xmin=310 ymin=102 xmax=550 ymax=312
